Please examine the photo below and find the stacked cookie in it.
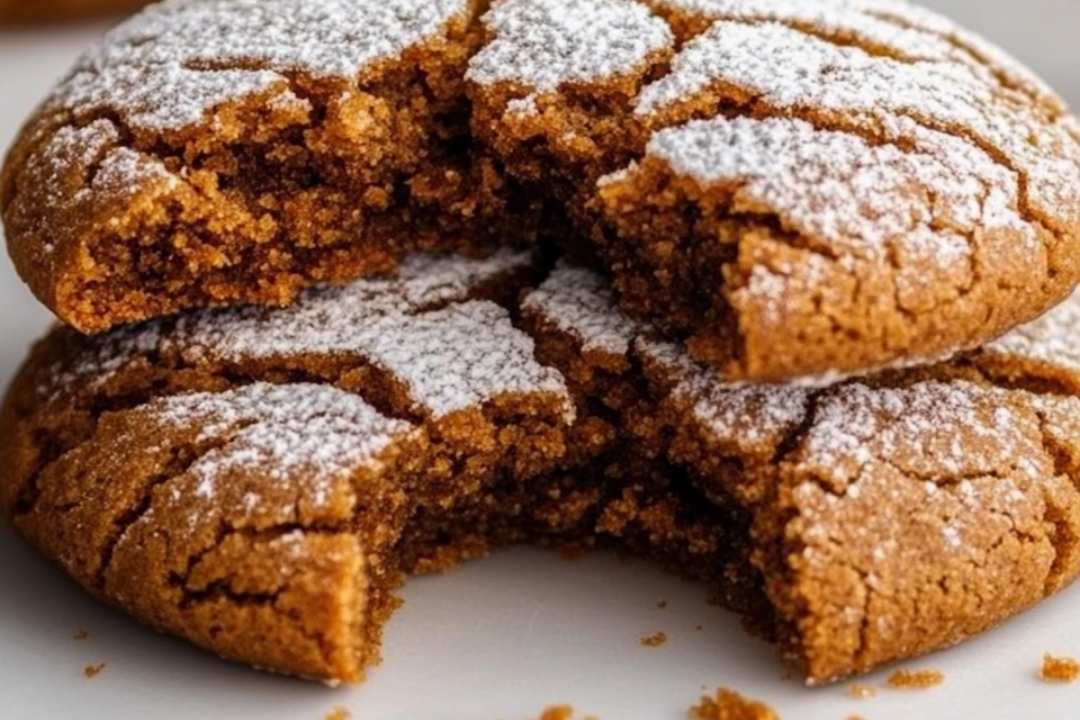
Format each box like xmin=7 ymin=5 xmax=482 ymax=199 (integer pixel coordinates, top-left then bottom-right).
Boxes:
xmin=3 ymin=0 xmax=1080 ymax=687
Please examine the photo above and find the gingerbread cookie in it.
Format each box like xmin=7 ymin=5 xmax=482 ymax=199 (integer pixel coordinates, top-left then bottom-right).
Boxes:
xmin=470 ymin=0 xmax=1080 ymax=382
xmin=6 ymin=251 xmax=1080 ymax=685
xmin=6 ymin=0 xmax=1079 ymax=388
xmin=0 ymin=0 xmax=536 ymax=333
xmin=521 ymin=262 xmax=1080 ymax=683
xmin=0 ymin=251 xmax=581 ymax=683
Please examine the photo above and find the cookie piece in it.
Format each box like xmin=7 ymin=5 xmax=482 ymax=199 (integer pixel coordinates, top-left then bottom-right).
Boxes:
xmin=521 ymin=262 xmax=1080 ymax=684
xmin=7 ymin=250 xmax=1080 ymax=686
xmin=0 ymin=0 xmax=536 ymax=333
xmin=471 ymin=0 xmax=1080 ymax=382
xmin=0 ymin=252 xmax=580 ymax=683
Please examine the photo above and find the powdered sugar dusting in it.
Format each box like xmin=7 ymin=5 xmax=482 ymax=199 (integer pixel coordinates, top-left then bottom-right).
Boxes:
xmin=523 ymin=263 xmax=811 ymax=450
xmin=48 ymin=0 xmax=469 ymax=132
xmin=982 ymin=288 xmax=1080 ymax=376
xmin=635 ymin=115 xmax=1029 ymax=262
xmin=634 ymin=18 xmax=1080 ymax=227
xmin=521 ymin=261 xmax=642 ymax=357
xmin=467 ymin=0 xmax=673 ymax=91
xmin=154 ymin=382 xmax=414 ymax=503
xmin=49 ymin=252 xmax=572 ymax=421
xmin=653 ymin=0 xmax=955 ymax=60
xmin=637 ymin=337 xmax=812 ymax=452
xmin=16 ymin=119 xmax=120 ymax=257
xmin=798 ymin=381 xmax=1038 ymax=488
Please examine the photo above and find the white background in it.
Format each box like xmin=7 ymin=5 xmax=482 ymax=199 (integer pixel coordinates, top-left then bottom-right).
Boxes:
xmin=2 ymin=3 xmax=1079 ymax=718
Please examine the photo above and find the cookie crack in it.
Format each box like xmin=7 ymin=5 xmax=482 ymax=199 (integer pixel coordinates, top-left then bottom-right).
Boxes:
xmin=862 ymin=8 xmax=1066 ymax=121
xmin=95 ymin=430 xmax=247 ymax=591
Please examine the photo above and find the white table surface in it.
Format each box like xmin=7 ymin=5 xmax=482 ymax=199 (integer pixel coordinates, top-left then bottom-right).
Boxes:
xmin=2 ymin=5 xmax=1079 ymax=719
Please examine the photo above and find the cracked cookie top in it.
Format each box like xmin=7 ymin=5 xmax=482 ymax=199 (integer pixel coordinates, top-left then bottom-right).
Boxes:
xmin=0 ymin=253 xmax=575 ymax=683
xmin=471 ymin=0 xmax=1080 ymax=383
xmin=4 ymin=0 xmax=1080 ymax=386
xmin=3 ymin=251 xmax=572 ymax=512
xmin=1 ymin=0 xmax=488 ymax=334
xmin=522 ymin=261 xmax=1080 ymax=681
xmin=53 ymin=0 xmax=471 ymax=132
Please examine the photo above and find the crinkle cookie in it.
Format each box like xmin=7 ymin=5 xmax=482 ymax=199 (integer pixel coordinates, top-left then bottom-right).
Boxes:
xmin=5 ymin=0 xmax=1080 ymax=388
xmin=0 ymin=251 xmax=582 ymax=683
xmin=0 ymin=0 xmax=534 ymax=333
xmin=521 ymin=262 xmax=1080 ymax=684
xmin=5 ymin=251 xmax=1080 ymax=685
xmin=470 ymin=0 xmax=1080 ymax=382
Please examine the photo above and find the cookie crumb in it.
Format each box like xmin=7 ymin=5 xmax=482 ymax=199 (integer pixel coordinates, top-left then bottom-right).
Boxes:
xmin=695 ymin=625 xmax=704 ymax=632
xmin=846 ymin=684 xmax=876 ymax=699
xmin=83 ymin=663 xmax=106 ymax=679
xmin=1040 ymin=654 xmax=1080 ymax=683
xmin=657 ymin=600 xmax=668 ymax=609
xmin=324 ymin=708 xmax=351 ymax=720
xmin=73 ymin=629 xmax=90 ymax=641
xmin=689 ymin=688 xmax=779 ymax=719
xmin=886 ymin=669 xmax=944 ymax=689
xmin=641 ymin=631 xmax=668 ymax=647
xmin=537 ymin=706 xmax=574 ymax=720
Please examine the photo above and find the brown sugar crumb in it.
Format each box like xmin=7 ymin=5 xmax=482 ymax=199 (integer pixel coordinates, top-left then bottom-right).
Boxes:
xmin=846 ymin=684 xmax=877 ymax=699
xmin=1040 ymin=654 xmax=1080 ymax=683
xmin=324 ymin=708 xmax=351 ymax=720
xmin=641 ymin=631 xmax=668 ymax=647
xmin=689 ymin=689 xmax=779 ymax=720
xmin=537 ymin=706 xmax=574 ymax=720
xmin=83 ymin=663 xmax=106 ymax=679
xmin=73 ymin=629 xmax=89 ymax=641
xmin=886 ymin=669 xmax=944 ymax=690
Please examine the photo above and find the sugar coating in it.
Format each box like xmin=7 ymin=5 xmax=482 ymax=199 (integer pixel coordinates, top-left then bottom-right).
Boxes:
xmin=637 ymin=338 xmax=813 ymax=452
xmin=650 ymin=0 xmax=1060 ymax=106
xmin=637 ymin=115 xmax=1028 ymax=262
xmin=520 ymin=261 xmax=641 ymax=357
xmin=524 ymin=263 xmax=1080 ymax=455
xmin=49 ymin=252 xmax=572 ymax=421
xmin=797 ymin=381 xmax=1038 ymax=485
xmin=466 ymin=0 xmax=673 ymax=91
xmin=982 ymin=289 xmax=1080 ymax=376
xmin=154 ymin=382 xmax=415 ymax=502
xmin=634 ymin=18 xmax=1080 ymax=228
xmin=47 ymin=0 xmax=469 ymax=131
